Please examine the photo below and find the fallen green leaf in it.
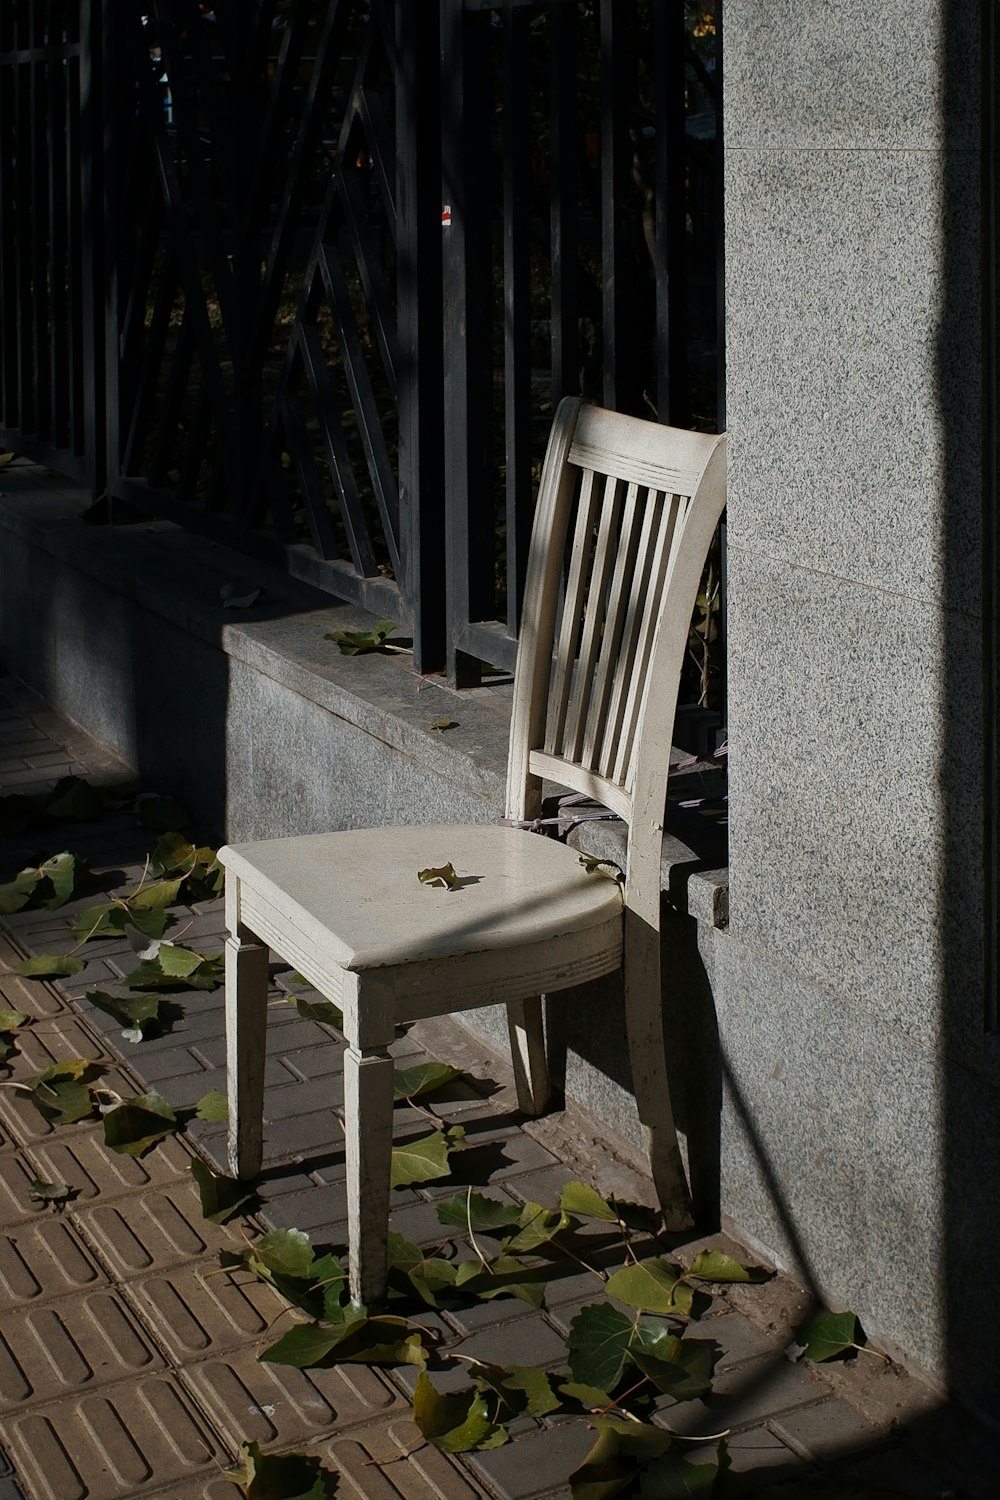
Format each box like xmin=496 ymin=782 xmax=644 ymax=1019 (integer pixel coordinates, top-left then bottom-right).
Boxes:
xmin=133 ymin=793 xmax=190 ymax=831
xmin=436 ymin=1190 xmax=522 ymax=1233
xmin=28 ymin=1177 xmax=73 ymax=1209
xmin=85 ymin=990 xmax=163 ymax=1036
xmin=228 ymin=1439 xmax=337 ymax=1500
xmin=503 ymin=1201 xmax=571 ymax=1253
xmin=569 ymin=1416 xmax=675 ymax=1500
xmin=559 ymin=1181 xmax=619 ymax=1222
xmin=325 ymin=618 xmax=399 ymax=655
xmin=605 ymin=1259 xmax=690 ymax=1317
xmin=102 ymin=1090 xmax=178 ymax=1156
xmin=44 ymin=776 xmax=107 ymax=822
xmin=413 ymin=1371 xmax=507 ymax=1453
xmin=798 ymin=1309 xmax=860 ymax=1363
xmin=12 ymin=954 xmax=85 ymax=980
xmin=470 ymin=1361 xmax=560 ymax=1419
xmin=393 ymin=1061 xmax=462 ymax=1102
xmin=194 ymin=1088 xmax=228 ymax=1122
xmin=286 ymin=993 xmax=344 ymax=1028
xmin=629 ymin=1336 xmax=720 ymax=1402
xmin=428 ymin=717 xmax=458 ymax=731
xmin=567 ymin=1303 xmax=635 ymax=1393
xmin=190 ymin=1157 xmax=254 ymax=1224
xmin=687 ymin=1249 xmax=757 ymax=1284
xmin=0 ymin=1008 xmax=28 ymax=1031
xmin=390 ymin=1129 xmax=452 ymax=1188
xmin=20 ymin=1059 xmax=101 ymax=1125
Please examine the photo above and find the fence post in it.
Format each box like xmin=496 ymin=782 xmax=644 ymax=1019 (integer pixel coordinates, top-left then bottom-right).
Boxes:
xmin=396 ymin=0 xmax=445 ymax=674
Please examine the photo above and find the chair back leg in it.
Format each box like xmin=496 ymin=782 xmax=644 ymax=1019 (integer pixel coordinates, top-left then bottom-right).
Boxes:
xmin=623 ymin=910 xmax=694 ymax=1230
xmin=506 ymin=996 xmax=551 ymax=1116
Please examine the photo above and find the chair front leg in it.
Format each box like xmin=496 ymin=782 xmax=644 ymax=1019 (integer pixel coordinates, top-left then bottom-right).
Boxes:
xmin=344 ymin=1043 xmax=395 ymax=1306
xmin=225 ymin=897 xmax=270 ymax=1180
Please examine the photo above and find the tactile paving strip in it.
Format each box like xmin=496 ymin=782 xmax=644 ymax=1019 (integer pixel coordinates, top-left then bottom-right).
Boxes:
xmin=329 ymin=1417 xmax=490 ymax=1499
xmin=3 ymin=1372 xmax=229 ymax=1500
xmin=0 ymin=1217 xmax=106 ymax=1310
xmin=0 ymin=1288 xmax=164 ymax=1410
xmin=122 ymin=1259 xmax=293 ymax=1364
xmin=72 ymin=1181 xmax=236 ymax=1279
xmin=26 ymin=1123 xmax=195 ymax=1206
xmin=180 ymin=1343 xmax=407 ymax=1450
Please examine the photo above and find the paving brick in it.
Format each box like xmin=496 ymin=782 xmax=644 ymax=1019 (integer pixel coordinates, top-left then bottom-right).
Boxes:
xmin=697 ymin=1304 xmax=789 ymax=1373
xmin=715 ymin=1425 xmax=800 ymax=1476
xmin=277 ymin=1040 xmax=347 ymax=1081
xmin=0 ymin=1217 xmax=106 ymax=1310
xmin=0 ymin=1288 xmax=164 ymax=1410
xmin=255 ymin=1181 xmax=348 ymax=1239
xmin=26 ymin=1122 xmax=193 ymax=1206
xmin=181 ymin=1342 xmax=407 ymax=1449
xmin=330 ymin=1417 xmax=490 ymax=1498
xmin=465 ymin=1414 xmax=593 ymax=1498
xmin=260 ymin=1076 xmax=345 ymax=1120
xmin=73 ymin=1181 xmax=231 ymax=1279
xmin=3 ymin=1373 xmax=228 ymax=1500
xmin=770 ymin=1393 xmax=891 ymax=1463
xmin=662 ymin=1355 xmax=830 ymax=1439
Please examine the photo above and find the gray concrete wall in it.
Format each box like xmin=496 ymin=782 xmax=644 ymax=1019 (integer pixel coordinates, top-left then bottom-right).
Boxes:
xmin=724 ymin=0 xmax=997 ymax=1417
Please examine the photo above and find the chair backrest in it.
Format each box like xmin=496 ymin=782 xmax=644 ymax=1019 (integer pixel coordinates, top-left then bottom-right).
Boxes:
xmin=506 ymin=397 xmax=726 ymax=908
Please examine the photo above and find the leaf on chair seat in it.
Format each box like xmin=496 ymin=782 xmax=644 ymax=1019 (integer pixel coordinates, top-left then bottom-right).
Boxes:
xmin=390 ymin=1129 xmax=452 ymax=1187
xmin=417 ymin=862 xmax=460 ymax=891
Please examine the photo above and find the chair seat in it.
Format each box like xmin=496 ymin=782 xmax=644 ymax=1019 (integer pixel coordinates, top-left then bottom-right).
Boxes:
xmin=219 ymin=822 xmax=623 ymax=974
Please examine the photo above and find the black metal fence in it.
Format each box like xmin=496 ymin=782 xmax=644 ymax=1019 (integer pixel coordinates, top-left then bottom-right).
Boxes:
xmin=0 ymin=0 xmax=724 ymax=687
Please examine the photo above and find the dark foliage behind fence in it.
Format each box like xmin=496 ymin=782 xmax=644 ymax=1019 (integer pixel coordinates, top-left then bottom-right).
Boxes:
xmin=0 ymin=0 xmax=723 ymax=687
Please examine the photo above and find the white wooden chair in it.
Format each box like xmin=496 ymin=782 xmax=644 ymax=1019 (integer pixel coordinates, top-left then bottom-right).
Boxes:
xmin=219 ymin=397 xmax=727 ymax=1305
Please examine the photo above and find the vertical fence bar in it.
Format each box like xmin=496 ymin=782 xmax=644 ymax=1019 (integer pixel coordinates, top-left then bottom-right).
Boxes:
xmin=549 ymin=0 xmax=578 ymax=409
xmin=502 ymin=0 xmax=532 ymax=636
xmin=80 ymin=0 xmax=103 ymax=492
xmin=599 ymin=0 xmax=638 ymax=414
xmin=397 ymin=0 xmax=445 ymax=672
xmin=654 ymin=0 xmax=687 ymax=427
xmin=441 ymin=0 xmax=495 ymax=685
xmin=983 ymin=0 xmax=998 ymax=1030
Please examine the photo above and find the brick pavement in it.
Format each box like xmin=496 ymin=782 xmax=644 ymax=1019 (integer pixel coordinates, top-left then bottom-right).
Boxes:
xmin=0 ymin=675 xmax=993 ymax=1499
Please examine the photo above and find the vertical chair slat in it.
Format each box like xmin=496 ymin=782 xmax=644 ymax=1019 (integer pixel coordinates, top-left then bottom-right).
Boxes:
xmin=580 ymin=480 xmax=643 ymax=770
xmin=545 ymin=466 xmax=599 ymax=756
xmin=561 ymin=469 xmax=625 ymax=763
xmin=612 ymin=491 xmax=686 ymax=788
xmin=595 ymin=487 xmax=665 ymax=779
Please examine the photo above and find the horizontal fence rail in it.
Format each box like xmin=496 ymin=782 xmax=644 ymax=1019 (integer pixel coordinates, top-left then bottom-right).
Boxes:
xmin=0 ymin=0 xmax=724 ymax=698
